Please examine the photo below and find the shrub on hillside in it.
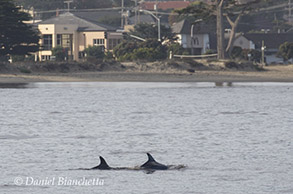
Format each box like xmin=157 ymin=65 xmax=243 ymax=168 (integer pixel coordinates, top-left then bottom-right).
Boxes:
xmin=52 ymin=46 xmax=68 ymax=61
xmin=278 ymin=42 xmax=293 ymax=61
xmin=167 ymin=43 xmax=186 ymax=55
xmin=231 ymin=46 xmax=243 ymax=59
xmin=84 ymin=46 xmax=105 ymax=59
xmin=113 ymin=39 xmax=167 ymax=61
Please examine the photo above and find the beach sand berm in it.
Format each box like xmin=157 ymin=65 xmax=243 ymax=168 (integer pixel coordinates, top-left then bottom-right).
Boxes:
xmin=1 ymin=65 xmax=293 ymax=83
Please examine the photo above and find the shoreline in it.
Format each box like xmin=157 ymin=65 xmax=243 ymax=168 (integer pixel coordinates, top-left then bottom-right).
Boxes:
xmin=1 ymin=65 xmax=293 ymax=83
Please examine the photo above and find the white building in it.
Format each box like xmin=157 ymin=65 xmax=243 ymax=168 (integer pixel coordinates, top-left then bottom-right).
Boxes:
xmin=172 ymin=19 xmax=214 ymax=55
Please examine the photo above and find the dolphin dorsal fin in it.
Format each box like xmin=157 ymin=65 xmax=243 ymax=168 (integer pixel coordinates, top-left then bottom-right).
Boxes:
xmin=147 ymin=153 xmax=155 ymax=162
xmin=98 ymin=156 xmax=110 ymax=169
xmin=141 ymin=153 xmax=168 ymax=170
xmin=92 ymin=156 xmax=111 ymax=169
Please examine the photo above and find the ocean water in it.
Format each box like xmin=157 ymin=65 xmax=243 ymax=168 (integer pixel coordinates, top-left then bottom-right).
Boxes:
xmin=0 ymin=82 xmax=292 ymax=194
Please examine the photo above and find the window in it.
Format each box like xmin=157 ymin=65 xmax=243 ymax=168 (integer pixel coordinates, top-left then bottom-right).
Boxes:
xmin=41 ymin=55 xmax=51 ymax=61
xmin=57 ymin=34 xmax=73 ymax=49
xmin=57 ymin=34 xmax=62 ymax=46
xmin=43 ymin=35 xmax=52 ymax=50
xmin=93 ymin=39 xmax=105 ymax=46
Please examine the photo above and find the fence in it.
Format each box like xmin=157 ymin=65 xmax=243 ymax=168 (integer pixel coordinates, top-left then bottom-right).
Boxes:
xmin=172 ymin=53 xmax=218 ymax=59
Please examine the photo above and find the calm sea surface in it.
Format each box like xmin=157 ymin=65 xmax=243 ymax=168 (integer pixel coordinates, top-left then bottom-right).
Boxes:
xmin=0 ymin=82 xmax=292 ymax=194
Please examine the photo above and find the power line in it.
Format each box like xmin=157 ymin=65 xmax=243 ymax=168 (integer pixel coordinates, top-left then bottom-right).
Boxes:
xmin=34 ymin=7 xmax=123 ymax=14
xmin=32 ymin=3 xmax=291 ymax=19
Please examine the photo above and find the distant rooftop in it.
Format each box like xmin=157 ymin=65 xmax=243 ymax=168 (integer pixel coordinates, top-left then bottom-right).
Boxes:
xmin=128 ymin=14 xmax=156 ymax=25
xmin=73 ymin=10 xmax=121 ymax=28
xmin=172 ymin=19 xmax=215 ymax=34
xmin=244 ymin=33 xmax=293 ymax=49
xmin=140 ymin=1 xmax=190 ymax=11
xmin=39 ymin=12 xmax=118 ymax=31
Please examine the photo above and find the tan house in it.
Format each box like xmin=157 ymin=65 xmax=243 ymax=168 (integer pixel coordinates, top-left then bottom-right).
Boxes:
xmin=38 ymin=12 xmax=123 ymax=61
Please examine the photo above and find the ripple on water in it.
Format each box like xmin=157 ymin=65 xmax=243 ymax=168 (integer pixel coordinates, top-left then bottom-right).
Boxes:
xmin=0 ymin=134 xmax=40 ymax=140
xmin=1 ymin=82 xmax=293 ymax=194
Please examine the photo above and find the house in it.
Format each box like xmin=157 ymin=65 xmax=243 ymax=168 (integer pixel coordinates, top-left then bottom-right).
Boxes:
xmin=37 ymin=12 xmax=123 ymax=61
xmin=172 ymin=19 xmax=216 ymax=55
xmin=233 ymin=33 xmax=293 ymax=64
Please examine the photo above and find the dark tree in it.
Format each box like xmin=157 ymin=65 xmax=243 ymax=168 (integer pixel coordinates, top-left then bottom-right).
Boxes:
xmin=130 ymin=23 xmax=175 ymax=42
xmin=278 ymin=42 xmax=293 ymax=61
xmin=0 ymin=0 xmax=40 ymax=56
xmin=113 ymin=39 xmax=168 ymax=61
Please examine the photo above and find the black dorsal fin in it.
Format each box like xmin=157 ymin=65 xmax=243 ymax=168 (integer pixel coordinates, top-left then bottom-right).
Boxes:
xmin=147 ymin=153 xmax=155 ymax=162
xmin=141 ymin=153 xmax=157 ymax=168
xmin=141 ymin=153 xmax=168 ymax=170
xmin=92 ymin=156 xmax=111 ymax=170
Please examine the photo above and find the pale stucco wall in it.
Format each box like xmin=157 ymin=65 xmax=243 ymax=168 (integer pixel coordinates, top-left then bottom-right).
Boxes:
xmin=83 ymin=31 xmax=105 ymax=48
xmin=38 ymin=24 xmax=123 ymax=61
xmin=38 ymin=24 xmax=55 ymax=60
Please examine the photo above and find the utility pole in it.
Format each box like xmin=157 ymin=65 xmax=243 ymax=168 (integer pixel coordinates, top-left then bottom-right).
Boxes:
xmin=217 ymin=0 xmax=225 ymax=60
xmin=64 ymin=0 xmax=73 ymax=13
xmin=289 ymin=0 xmax=292 ymax=23
xmin=121 ymin=0 xmax=124 ymax=28
xmin=261 ymin=40 xmax=266 ymax=66
xmin=134 ymin=0 xmax=138 ymax=25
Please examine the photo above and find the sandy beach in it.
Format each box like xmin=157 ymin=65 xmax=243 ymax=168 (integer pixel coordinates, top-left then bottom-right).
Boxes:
xmin=1 ymin=65 xmax=293 ymax=83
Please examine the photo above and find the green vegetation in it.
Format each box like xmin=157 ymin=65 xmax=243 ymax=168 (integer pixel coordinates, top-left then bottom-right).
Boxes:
xmin=11 ymin=55 xmax=26 ymax=62
xmin=113 ymin=39 xmax=167 ymax=61
xmin=0 ymin=0 xmax=40 ymax=58
xmin=111 ymin=22 xmax=181 ymax=61
xmin=231 ymin=46 xmax=243 ymax=59
xmin=84 ymin=45 xmax=105 ymax=60
xmin=130 ymin=23 xmax=175 ymax=42
xmin=230 ymin=46 xmax=261 ymax=63
xmin=104 ymin=51 xmax=114 ymax=61
xmin=167 ymin=43 xmax=189 ymax=55
xmin=278 ymin=42 xmax=293 ymax=61
xmin=18 ymin=66 xmax=31 ymax=74
xmin=52 ymin=46 xmax=68 ymax=61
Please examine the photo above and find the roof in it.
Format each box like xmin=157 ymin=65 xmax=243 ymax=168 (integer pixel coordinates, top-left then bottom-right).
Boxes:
xmin=172 ymin=19 xmax=215 ymax=34
xmin=39 ymin=12 xmax=117 ymax=31
xmin=244 ymin=33 xmax=293 ymax=49
xmin=140 ymin=1 xmax=190 ymax=11
xmin=128 ymin=14 xmax=156 ymax=25
xmin=73 ymin=10 xmax=121 ymax=28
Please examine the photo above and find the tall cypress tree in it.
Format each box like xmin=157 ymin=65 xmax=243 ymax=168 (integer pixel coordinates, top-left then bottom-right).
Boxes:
xmin=0 ymin=0 xmax=40 ymax=57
